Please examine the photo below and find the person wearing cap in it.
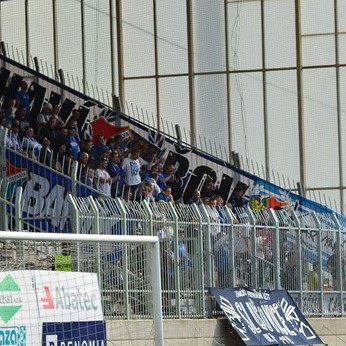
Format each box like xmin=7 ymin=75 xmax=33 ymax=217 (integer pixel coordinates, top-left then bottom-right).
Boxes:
xmin=36 ymin=102 xmax=53 ymax=131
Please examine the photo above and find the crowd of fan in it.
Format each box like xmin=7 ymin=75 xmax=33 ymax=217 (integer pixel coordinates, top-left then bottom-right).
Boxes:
xmin=1 ymin=81 xmax=250 ymax=211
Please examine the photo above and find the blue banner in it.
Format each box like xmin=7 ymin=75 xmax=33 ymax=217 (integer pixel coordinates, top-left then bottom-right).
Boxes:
xmin=210 ymin=287 xmax=323 ymax=346
xmin=42 ymin=321 xmax=106 ymax=346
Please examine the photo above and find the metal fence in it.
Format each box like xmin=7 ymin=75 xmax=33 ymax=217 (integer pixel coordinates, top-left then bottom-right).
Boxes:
xmin=1 ymin=179 xmax=346 ymax=319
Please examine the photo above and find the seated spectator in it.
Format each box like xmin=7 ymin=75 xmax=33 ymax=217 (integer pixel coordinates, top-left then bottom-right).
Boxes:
xmin=1 ymin=103 xmax=15 ymax=127
xmin=188 ymin=189 xmax=203 ymax=205
xmin=22 ymin=126 xmax=42 ymax=157
xmin=156 ymin=186 xmax=174 ymax=203
xmin=53 ymin=141 xmax=71 ymax=174
xmin=65 ymin=118 xmax=80 ymax=140
xmin=15 ymin=106 xmax=30 ymax=139
xmin=79 ymin=139 xmax=93 ymax=159
xmin=76 ymin=151 xmax=93 ymax=186
xmin=38 ymin=137 xmax=59 ymax=170
xmin=5 ymin=120 xmax=22 ymax=151
xmin=94 ymin=156 xmax=112 ymax=197
xmin=0 ymin=115 xmax=10 ymax=129
xmin=107 ymin=151 xmax=126 ymax=198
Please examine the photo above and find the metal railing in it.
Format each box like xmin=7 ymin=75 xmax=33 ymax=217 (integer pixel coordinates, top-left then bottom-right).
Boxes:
xmin=1 ymin=181 xmax=346 ymax=319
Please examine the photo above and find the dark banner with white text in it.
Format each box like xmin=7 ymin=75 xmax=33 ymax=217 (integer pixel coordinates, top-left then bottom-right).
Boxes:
xmin=210 ymin=287 xmax=323 ymax=346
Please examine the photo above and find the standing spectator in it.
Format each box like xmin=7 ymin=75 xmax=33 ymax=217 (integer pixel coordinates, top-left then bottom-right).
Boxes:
xmin=201 ymin=176 xmax=216 ymax=198
xmin=282 ymin=251 xmax=298 ymax=291
xmin=234 ymin=215 xmax=251 ymax=287
xmin=39 ymin=116 xmax=65 ymax=152
xmin=79 ymin=139 xmax=93 ymax=156
xmin=15 ymin=80 xmax=30 ymax=115
xmin=51 ymin=104 xmax=64 ymax=128
xmin=90 ymin=134 xmax=109 ymax=168
xmin=230 ymin=185 xmax=248 ymax=210
xmin=145 ymin=172 xmax=161 ymax=198
xmin=207 ymin=196 xmax=222 ymax=239
xmin=214 ymin=232 xmax=231 ymax=287
xmin=158 ymin=164 xmax=183 ymax=202
xmin=122 ymin=148 xmax=142 ymax=197
xmin=94 ymin=156 xmax=112 ymax=197
xmin=36 ymin=102 xmax=53 ymax=131
xmin=136 ymin=181 xmax=155 ymax=203
xmin=107 ymin=151 xmax=126 ymax=198
xmin=64 ymin=125 xmax=80 ymax=159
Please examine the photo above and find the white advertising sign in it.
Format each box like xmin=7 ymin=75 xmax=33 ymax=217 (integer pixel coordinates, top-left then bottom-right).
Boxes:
xmin=0 ymin=271 xmax=104 ymax=345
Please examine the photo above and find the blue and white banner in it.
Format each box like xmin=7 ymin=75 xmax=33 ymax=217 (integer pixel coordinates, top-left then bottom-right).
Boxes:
xmin=210 ymin=287 xmax=324 ymax=346
xmin=42 ymin=321 xmax=106 ymax=346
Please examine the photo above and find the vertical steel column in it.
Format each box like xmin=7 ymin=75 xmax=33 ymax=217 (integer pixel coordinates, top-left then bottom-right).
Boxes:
xmin=116 ymin=0 xmax=125 ymax=110
xmin=24 ymin=0 xmax=30 ymax=67
xmin=186 ymin=0 xmax=197 ymax=148
xmin=333 ymin=0 xmax=344 ymax=214
xmin=81 ymin=0 xmax=87 ymax=94
xmin=260 ymin=0 xmax=270 ymax=181
xmin=152 ymin=0 xmax=160 ymax=129
xmin=224 ymin=0 xmax=232 ymax=161
xmin=52 ymin=0 xmax=59 ymax=80
xmin=109 ymin=0 xmax=117 ymax=109
xmin=295 ymin=0 xmax=306 ymax=196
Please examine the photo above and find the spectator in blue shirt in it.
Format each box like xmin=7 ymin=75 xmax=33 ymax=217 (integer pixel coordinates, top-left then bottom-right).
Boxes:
xmin=15 ymin=81 xmax=30 ymax=115
xmin=64 ymin=125 xmax=80 ymax=159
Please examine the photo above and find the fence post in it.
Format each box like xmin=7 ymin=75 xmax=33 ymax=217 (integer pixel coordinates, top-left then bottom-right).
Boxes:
xmin=268 ymin=209 xmax=281 ymax=289
xmin=331 ymin=212 xmax=343 ymax=315
xmin=289 ymin=209 xmax=303 ymax=308
xmin=309 ymin=211 xmax=324 ymax=315
xmin=246 ymin=206 xmax=257 ymax=289
xmin=67 ymin=193 xmax=81 ymax=271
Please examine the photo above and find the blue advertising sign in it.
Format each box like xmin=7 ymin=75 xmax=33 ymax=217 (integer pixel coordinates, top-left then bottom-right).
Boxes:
xmin=42 ymin=321 xmax=106 ymax=346
xmin=210 ymin=287 xmax=324 ymax=346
